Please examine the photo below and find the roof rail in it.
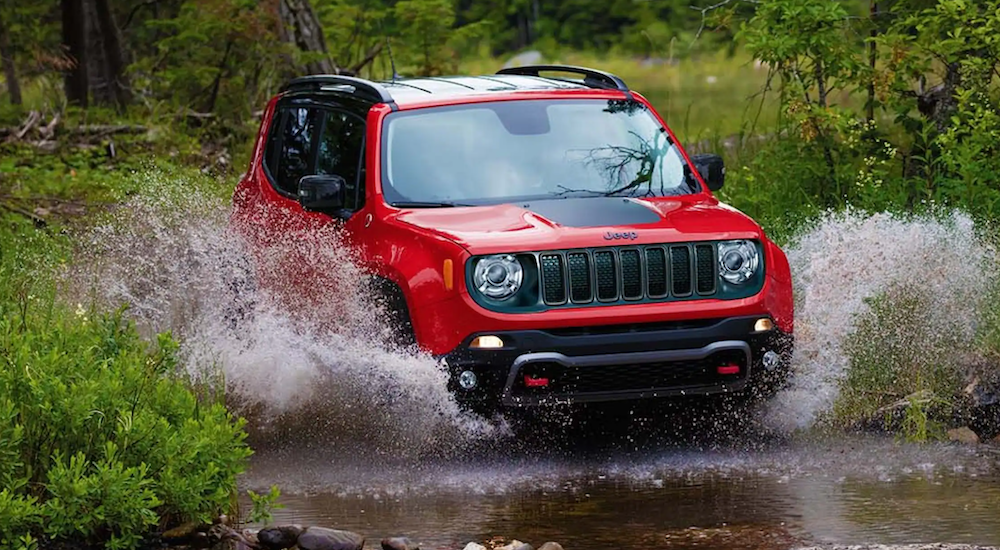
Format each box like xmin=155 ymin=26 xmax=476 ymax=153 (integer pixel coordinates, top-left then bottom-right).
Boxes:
xmin=496 ymin=64 xmax=630 ymax=93
xmin=281 ymin=75 xmax=396 ymax=107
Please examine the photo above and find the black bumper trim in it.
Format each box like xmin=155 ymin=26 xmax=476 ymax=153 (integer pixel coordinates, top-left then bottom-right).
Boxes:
xmin=442 ymin=315 xmax=792 ymax=410
xmin=501 ymin=340 xmax=751 ymax=406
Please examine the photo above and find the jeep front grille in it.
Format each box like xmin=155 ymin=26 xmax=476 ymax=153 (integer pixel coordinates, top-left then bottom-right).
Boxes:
xmin=538 ymin=244 xmax=718 ymax=306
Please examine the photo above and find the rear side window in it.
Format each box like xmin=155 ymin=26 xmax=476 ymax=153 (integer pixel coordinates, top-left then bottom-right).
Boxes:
xmin=264 ymin=107 xmax=319 ymax=195
xmin=316 ymin=111 xmax=366 ymax=211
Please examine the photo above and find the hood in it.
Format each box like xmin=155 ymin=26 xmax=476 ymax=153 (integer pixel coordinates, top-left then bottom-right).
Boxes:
xmin=393 ymin=196 xmax=762 ymax=255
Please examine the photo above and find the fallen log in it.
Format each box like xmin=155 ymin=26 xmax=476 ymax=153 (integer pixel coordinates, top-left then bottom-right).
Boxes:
xmin=0 ymin=121 xmax=148 ymax=141
xmin=0 ymin=200 xmax=47 ymax=228
xmin=68 ymin=124 xmax=147 ymax=135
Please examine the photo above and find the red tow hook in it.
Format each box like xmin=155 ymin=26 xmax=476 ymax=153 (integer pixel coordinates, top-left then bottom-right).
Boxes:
xmin=716 ymin=363 xmax=741 ymax=375
xmin=524 ymin=374 xmax=550 ymax=388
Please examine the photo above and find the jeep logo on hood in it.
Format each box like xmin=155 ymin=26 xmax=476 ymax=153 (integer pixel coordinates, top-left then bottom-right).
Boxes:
xmin=604 ymin=231 xmax=638 ymax=241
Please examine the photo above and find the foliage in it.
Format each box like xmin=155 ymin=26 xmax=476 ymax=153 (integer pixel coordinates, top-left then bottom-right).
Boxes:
xmin=833 ymin=285 xmax=962 ymax=441
xmin=246 ymin=485 xmax=285 ymax=525
xmin=0 ymin=221 xmax=252 ymax=548
xmin=715 ymin=0 xmax=1000 ymax=225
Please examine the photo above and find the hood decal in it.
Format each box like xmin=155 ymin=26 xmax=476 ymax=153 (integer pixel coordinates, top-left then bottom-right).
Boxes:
xmin=517 ymin=197 xmax=661 ymax=228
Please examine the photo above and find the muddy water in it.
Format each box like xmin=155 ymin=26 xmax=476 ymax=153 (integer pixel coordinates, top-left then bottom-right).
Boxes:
xmin=72 ymin=178 xmax=1000 ymax=549
xmin=243 ymin=434 xmax=1000 ymax=549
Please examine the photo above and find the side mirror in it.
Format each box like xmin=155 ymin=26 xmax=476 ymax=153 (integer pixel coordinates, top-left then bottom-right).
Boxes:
xmin=690 ymin=153 xmax=725 ymax=192
xmin=297 ymin=174 xmax=345 ymax=212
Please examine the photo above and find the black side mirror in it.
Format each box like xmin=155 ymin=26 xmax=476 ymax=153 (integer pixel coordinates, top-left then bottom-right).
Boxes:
xmin=690 ymin=153 xmax=725 ymax=192
xmin=298 ymin=174 xmax=345 ymax=212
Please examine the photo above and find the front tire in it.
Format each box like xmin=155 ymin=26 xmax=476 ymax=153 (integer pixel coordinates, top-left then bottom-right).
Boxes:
xmin=367 ymin=277 xmax=416 ymax=351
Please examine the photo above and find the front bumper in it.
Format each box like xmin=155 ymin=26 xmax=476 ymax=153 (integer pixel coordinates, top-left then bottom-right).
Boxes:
xmin=442 ymin=315 xmax=793 ymax=411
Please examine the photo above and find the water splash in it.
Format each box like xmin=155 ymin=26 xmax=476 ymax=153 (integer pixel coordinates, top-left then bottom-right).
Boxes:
xmin=765 ymin=209 xmax=996 ymax=432
xmin=68 ymin=172 xmax=997 ymax=442
xmin=69 ymin=172 xmax=499 ymax=457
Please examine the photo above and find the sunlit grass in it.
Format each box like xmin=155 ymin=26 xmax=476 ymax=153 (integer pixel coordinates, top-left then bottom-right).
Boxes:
xmin=458 ymin=49 xmax=780 ymax=144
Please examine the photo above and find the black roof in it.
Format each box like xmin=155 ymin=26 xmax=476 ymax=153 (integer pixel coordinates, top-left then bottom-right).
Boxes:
xmin=280 ymin=65 xmax=632 ymax=108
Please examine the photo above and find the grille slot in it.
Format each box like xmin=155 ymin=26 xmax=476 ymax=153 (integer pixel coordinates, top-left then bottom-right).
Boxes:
xmin=670 ymin=246 xmax=692 ymax=296
xmin=594 ymin=251 xmax=618 ymax=301
xmin=620 ymin=249 xmax=643 ymax=300
xmin=567 ymin=252 xmax=592 ymax=303
xmin=540 ymin=254 xmax=566 ymax=304
xmin=645 ymin=247 xmax=668 ymax=298
xmin=695 ymin=244 xmax=716 ymax=294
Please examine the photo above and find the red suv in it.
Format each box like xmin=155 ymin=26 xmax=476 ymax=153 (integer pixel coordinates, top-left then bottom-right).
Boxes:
xmin=232 ymin=65 xmax=794 ymax=415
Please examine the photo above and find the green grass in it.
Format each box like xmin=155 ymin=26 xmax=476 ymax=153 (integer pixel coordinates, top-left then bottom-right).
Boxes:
xmin=459 ymin=49 xmax=779 ymax=144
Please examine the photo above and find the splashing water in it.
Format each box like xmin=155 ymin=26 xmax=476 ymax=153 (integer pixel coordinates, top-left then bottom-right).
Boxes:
xmin=68 ymin=173 xmax=997 ymax=445
xmin=70 ymin=173 xmax=499 ymax=457
xmin=765 ymin=209 xmax=996 ymax=432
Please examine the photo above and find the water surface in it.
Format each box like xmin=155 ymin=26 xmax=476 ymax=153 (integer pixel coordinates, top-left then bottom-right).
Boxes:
xmin=244 ymin=434 xmax=1000 ymax=549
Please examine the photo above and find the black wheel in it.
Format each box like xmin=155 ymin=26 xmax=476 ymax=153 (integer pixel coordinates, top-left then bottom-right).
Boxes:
xmin=367 ymin=277 xmax=416 ymax=350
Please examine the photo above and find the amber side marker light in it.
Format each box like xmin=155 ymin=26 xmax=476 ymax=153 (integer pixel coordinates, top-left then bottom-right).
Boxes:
xmin=470 ymin=335 xmax=504 ymax=349
xmin=754 ymin=317 xmax=774 ymax=332
xmin=443 ymin=259 xmax=454 ymax=290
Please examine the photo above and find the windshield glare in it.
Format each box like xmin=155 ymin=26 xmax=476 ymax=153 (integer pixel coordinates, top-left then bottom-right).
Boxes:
xmin=381 ymin=99 xmax=698 ymax=206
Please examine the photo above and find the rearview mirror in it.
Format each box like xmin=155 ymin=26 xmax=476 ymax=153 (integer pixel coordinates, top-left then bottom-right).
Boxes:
xmin=690 ymin=153 xmax=725 ymax=192
xmin=298 ymin=174 xmax=345 ymax=213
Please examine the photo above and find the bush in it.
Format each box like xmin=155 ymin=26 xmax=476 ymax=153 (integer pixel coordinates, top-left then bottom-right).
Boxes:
xmin=833 ymin=284 xmax=964 ymax=441
xmin=0 ymin=221 xmax=251 ymax=549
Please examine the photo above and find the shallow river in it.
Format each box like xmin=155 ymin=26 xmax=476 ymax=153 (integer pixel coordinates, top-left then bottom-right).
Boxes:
xmin=243 ymin=431 xmax=1000 ymax=550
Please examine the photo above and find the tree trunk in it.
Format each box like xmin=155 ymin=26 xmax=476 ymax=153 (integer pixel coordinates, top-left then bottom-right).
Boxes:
xmin=205 ymin=40 xmax=234 ymax=113
xmin=278 ymin=0 xmax=337 ymax=74
xmin=0 ymin=10 xmax=21 ymax=105
xmin=62 ymin=0 xmax=89 ymax=107
xmin=92 ymin=0 xmax=130 ymax=108
xmin=83 ymin=0 xmax=112 ymax=105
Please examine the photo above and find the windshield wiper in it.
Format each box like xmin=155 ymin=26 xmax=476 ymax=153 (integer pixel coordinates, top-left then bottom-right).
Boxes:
xmin=389 ymin=201 xmax=471 ymax=208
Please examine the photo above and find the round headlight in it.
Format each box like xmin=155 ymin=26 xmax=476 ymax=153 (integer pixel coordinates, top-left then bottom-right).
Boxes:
xmin=473 ymin=254 xmax=523 ymax=300
xmin=718 ymin=240 xmax=759 ymax=285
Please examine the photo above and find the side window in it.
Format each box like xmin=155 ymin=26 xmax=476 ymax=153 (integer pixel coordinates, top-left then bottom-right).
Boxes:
xmin=316 ymin=111 xmax=366 ymax=211
xmin=263 ymin=110 xmax=284 ymax=178
xmin=272 ymin=107 xmax=319 ymax=195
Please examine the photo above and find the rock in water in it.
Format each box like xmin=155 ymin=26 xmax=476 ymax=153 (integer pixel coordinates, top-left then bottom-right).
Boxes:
xmin=297 ymin=527 xmax=365 ymax=550
xmin=947 ymin=426 xmax=980 ymax=444
xmin=258 ymin=525 xmax=304 ymax=550
xmin=462 ymin=544 xmax=487 ymax=550
xmin=499 ymin=541 xmax=533 ymax=550
xmin=538 ymin=544 xmax=565 ymax=550
xmin=381 ymin=537 xmax=419 ymax=550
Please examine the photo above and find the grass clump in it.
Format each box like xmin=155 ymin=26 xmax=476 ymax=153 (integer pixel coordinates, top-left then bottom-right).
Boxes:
xmin=834 ymin=285 xmax=964 ymax=442
xmin=0 ymin=218 xmax=251 ymax=548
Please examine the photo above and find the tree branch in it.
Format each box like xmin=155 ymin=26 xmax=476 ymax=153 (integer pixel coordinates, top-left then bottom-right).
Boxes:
xmin=348 ymin=42 xmax=383 ymax=75
xmin=689 ymin=0 xmax=759 ymax=44
xmin=120 ymin=0 xmax=160 ymax=31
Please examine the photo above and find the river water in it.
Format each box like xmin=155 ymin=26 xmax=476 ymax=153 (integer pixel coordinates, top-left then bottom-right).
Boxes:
xmin=73 ymin=177 xmax=1000 ymax=549
xmin=242 ymin=432 xmax=1000 ymax=549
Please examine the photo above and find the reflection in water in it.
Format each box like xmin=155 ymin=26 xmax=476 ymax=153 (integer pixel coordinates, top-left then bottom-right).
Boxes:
xmin=244 ymin=436 xmax=1000 ymax=549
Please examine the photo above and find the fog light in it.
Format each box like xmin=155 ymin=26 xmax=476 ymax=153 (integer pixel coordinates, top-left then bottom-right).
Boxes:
xmin=754 ymin=317 xmax=774 ymax=332
xmin=762 ymin=350 xmax=780 ymax=371
xmin=458 ymin=370 xmax=478 ymax=390
xmin=470 ymin=335 xmax=504 ymax=349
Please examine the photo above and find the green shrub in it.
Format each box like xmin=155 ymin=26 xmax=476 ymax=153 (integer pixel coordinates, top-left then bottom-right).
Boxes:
xmin=0 ymin=221 xmax=251 ymax=548
xmin=833 ymin=285 xmax=963 ymax=441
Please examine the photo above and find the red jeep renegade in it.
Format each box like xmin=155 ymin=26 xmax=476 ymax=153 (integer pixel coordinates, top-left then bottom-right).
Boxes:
xmin=232 ymin=65 xmax=794 ymax=415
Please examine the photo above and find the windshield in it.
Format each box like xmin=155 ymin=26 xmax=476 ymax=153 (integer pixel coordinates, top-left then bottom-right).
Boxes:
xmin=380 ymin=99 xmax=699 ymax=206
